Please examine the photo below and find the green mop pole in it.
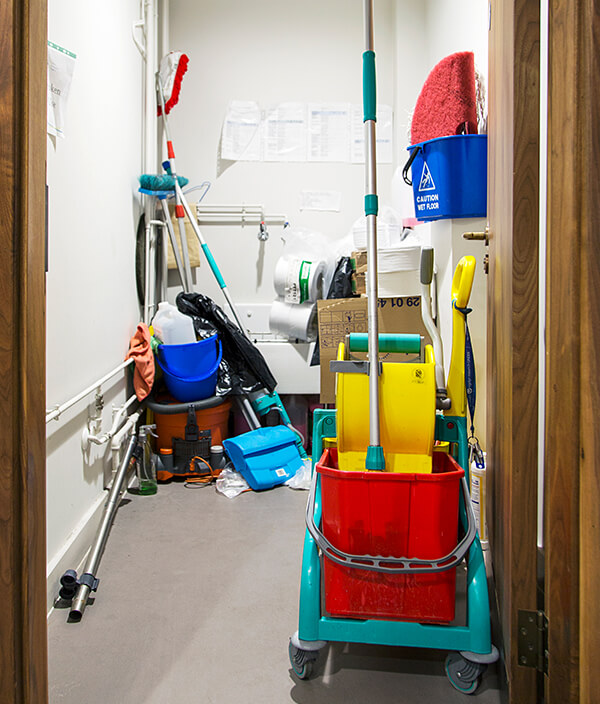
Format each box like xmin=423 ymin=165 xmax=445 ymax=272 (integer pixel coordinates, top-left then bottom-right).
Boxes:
xmin=363 ymin=0 xmax=385 ymax=471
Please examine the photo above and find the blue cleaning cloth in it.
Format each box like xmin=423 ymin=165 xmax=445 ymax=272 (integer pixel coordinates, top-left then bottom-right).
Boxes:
xmin=139 ymin=174 xmax=189 ymax=191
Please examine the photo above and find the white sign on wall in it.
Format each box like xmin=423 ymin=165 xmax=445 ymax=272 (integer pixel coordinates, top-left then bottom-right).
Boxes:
xmin=47 ymin=41 xmax=76 ymax=139
xmin=220 ymin=99 xmax=393 ymax=164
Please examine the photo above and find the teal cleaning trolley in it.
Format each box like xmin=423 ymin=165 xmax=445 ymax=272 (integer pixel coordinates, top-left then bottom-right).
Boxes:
xmin=289 ymin=405 xmax=498 ymax=694
xmin=288 ymin=0 xmax=498 ymax=693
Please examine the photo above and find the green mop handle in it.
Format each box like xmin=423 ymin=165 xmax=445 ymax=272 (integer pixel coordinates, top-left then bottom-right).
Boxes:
xmin=363 ymin=0 xmax=384 ymax=471
xmin=349 ymin=333 xmax=421 ymax=355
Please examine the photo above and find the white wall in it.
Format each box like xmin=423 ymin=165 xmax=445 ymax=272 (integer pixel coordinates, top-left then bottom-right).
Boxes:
xmin=168 ymin=0 xmax=488 ymax=441
xmin=46 ymin=0 xmax=143 ymax=608
xmin=426 ymin=0 xmax=489 ymax=447
xmin=168 ymin=0 xmax=407 ymax=307
xmin=393 ymin=0 xmax=488 ymax=447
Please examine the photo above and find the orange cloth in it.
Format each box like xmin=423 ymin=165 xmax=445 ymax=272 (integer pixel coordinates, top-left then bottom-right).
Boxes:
xmin=125 ymin=323 xmax=155 ymax=401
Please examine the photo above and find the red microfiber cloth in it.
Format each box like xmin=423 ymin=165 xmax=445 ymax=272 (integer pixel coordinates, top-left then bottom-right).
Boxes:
xmin=125 ymin=323 xmax=155 ymax=401
xmin=411 ymin=51 xmax=478 ymax=145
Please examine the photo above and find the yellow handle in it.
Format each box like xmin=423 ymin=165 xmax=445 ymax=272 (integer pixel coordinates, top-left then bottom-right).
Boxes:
xmin=425 ymin=344 xmax=435 ymax=365
xmin=447 ymin=256 xmax=476 ymax=417
xmin=451 ymin=256 xmax=476 ymax=309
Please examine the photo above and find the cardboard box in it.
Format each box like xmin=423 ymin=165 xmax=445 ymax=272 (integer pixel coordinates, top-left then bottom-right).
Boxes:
xmin=352 ymin=250 xmax=367 ymax=294
xmin=167 ymin=204 xmax=201 ymax=270
xmin=317 ymin=296 xmax=430 ymax=403
xmin=352 ymin=250 xmax=368 ymax=274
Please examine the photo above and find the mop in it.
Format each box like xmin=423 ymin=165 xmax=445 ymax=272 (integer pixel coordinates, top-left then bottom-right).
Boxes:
xmin=362 ymin=7 xmax=385 ymax=470
xmin=144 ymin=52 xmax=307 ymax=457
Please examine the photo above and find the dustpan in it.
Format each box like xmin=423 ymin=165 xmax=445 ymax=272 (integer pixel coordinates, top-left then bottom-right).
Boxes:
xmin=223 ymin=426 xmax=303 ymax=491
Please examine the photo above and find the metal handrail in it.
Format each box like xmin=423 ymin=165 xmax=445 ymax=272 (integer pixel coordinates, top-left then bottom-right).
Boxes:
xmin=46 ymin=359 xmax=134 ymax=424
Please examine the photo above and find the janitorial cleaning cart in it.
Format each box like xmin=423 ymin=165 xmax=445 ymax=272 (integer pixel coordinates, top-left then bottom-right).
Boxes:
xmin=289 ymin=0 xmax=498 ymax=694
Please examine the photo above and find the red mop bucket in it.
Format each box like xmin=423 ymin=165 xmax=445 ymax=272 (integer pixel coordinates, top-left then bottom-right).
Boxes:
xmin=316 ymin=448 xmax=464 ymax=623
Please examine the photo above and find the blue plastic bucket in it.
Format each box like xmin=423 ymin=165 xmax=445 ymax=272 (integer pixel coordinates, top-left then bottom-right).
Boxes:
xmin=223 ymin=426 xmax=304 ymax=491
xmin=157 ymin=334 xmax=219 ymax=378
xmin=157 ymin=340 xmax=222 ymax=402
xmin=403 ymin=134 xmax=487 ymax=222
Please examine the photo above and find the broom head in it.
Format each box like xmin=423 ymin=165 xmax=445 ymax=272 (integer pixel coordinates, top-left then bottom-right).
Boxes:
xmin=157 ymin=51 xmax=189 ymax=116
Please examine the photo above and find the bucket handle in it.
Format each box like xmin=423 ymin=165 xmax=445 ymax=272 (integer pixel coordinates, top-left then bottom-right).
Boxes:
xmin=402 ymin=145 xmax=421 ymax=186
xmin=305 ymin=471 xmax=477 ymax=574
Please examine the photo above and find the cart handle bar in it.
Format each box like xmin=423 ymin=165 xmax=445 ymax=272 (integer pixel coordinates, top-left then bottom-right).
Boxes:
xmin=348 ymin=332 xmax=422 ymax=355
xmin=305 ymin=473 xmax=477 ymax=574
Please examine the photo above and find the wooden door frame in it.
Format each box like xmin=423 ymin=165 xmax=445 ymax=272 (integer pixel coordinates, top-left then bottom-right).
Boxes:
xmin=487 ymin=0 xmax=540 ymax=701
xmin=545 ymin=1 xmax=600 ymax=702
xmin=0 ymin=1 xmax=48 ymax=702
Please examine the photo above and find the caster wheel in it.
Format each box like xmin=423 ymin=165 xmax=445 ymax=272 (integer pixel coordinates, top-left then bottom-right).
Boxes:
xmin=445 ymin=652 xmax=486 ymax=695
xmin=289 ymin=639 xmax=318 ymax=679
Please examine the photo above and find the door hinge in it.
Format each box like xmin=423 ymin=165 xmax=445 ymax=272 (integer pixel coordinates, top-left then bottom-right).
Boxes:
xmin=518 ymin=609 xmax=548 ymax=675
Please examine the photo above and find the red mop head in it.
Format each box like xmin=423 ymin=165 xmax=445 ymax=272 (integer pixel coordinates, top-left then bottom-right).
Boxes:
xmin=410 ymin=51 xmax=477 ymax=145
xmin=157 ymin=51 xmax=189 ymax=116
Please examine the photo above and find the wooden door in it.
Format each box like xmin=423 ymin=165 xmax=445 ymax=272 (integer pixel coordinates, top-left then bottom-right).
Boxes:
xmin=0 ymin=1 xmax=48 ymax=702
xmin=545 ymin=1 xmax=600 ymax=702
xmin=487 ymin=0 xmax=540 ymax=701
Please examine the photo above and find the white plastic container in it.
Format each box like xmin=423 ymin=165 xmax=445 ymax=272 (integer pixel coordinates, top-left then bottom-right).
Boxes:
xmin=151 ymin=302 xmax=196 ymax=345
xmin=470 ymin=452 xmax=488 ymax=550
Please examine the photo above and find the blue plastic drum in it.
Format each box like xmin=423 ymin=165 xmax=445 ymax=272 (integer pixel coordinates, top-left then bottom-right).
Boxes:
xmin=404 ymin=134 xmax=487 ymax=222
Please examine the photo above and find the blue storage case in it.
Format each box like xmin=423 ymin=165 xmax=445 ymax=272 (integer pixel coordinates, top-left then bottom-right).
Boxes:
xmin=404 ymin=134 xmax=487 ymax=222
xmin=223 ymin=426 xmax=304 ymax=491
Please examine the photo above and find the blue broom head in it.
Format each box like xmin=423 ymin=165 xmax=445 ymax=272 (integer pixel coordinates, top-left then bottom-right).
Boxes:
xmin=139 ymin=174 xmax=189 ymax=191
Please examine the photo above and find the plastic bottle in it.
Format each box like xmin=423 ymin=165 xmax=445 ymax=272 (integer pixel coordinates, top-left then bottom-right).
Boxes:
xmin=136 ymin=425 xmax=158 ymax=495
xmin=470 ymin=452 xmax=488 ymax=549
xmin=151 ymin=301 xmax=196 ymax=345
xmin=210 ymin=444 xmax=225 ymax=471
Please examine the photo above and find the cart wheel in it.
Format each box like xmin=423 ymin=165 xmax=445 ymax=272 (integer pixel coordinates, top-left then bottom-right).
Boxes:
xmin=445 ymin=653 xmax=486 ymax=695
xmin=288 ymin=639 xmax=318 ymax=679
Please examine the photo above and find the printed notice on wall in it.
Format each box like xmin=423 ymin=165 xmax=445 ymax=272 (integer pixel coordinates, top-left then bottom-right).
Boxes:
xmin=220 ymin=100 xmax=262 ymax=161
xmin=300 ymin=190 xmax=342 ymax=212
xmin=308 ymin=103 xmax=350 ymax=162
xmin=219 ymin=100 xmax=393 ymax=164
xmin=47 ymin=41 xmax=76 ymax=139
xmin=351 ymin=104 xmax=393 ymax=164
xmin=262 ymin=103 xmax=307 ymax=161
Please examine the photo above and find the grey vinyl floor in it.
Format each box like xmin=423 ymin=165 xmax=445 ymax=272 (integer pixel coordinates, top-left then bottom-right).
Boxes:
xmin=48 ymin=482 xmax=503 ymax=704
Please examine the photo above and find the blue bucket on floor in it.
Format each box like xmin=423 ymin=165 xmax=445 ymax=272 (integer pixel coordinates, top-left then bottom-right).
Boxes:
xmin=157 ymin=333 xmax=220 ymax=378
xmin=403 ymin=134 xmax=487 ymax=222
xmin=223 ymin=426 xmax=304 ymax=491
xmin=157 ymin=340 xmax=222 ymax=403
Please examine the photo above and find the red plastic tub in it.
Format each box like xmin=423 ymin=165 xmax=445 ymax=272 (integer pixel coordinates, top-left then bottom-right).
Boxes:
xmin=316 ymin=448 xmax=464 ymax=624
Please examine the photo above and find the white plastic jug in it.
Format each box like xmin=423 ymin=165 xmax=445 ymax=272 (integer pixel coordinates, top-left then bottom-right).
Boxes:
xmin=151 ymin=302 xmax=196 ymax=345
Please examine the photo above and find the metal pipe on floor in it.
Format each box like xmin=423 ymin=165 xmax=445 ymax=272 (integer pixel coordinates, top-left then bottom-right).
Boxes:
xmin=69 ymin=426 xmax=139 ymax=622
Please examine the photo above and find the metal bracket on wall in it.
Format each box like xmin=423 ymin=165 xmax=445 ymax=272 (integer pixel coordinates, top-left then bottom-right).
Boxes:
xmin=517 ymin=609 xmax=548 ymax=675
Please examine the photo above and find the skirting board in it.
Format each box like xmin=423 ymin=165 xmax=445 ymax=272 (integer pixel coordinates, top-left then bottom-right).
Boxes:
xmin=46 ymin=490 xmax=107 ymax=616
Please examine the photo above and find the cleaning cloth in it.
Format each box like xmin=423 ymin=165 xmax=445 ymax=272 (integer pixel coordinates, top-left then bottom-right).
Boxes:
xmin=125 ymin=323 xmax=155 ymax=401
xmin=411 ymin=51 xmax=478 ymax=145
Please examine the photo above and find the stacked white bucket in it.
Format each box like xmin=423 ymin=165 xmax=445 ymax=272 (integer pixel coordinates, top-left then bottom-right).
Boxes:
xmin=269 ymin=255 xmax=325 ymax=342
xmin=366 ymin=247 xmax=421 ymax=296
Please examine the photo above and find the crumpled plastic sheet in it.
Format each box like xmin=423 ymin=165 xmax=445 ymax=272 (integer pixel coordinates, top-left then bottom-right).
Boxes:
xmin=285 ymin=458 xmax=312 ymax=490
xmin=215 ymin=467 xmax=250 ymax=499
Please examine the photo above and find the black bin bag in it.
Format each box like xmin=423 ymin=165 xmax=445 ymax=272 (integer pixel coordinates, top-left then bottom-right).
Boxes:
xmin=310 ymin=256 xmax=358 ymax=367
xmin=176 ymin=292 xmax=277 ymax=396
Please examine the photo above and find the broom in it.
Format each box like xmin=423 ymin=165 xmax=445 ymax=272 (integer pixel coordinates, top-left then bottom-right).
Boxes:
xmin=145 ymin=52 xmax=308 ymax=458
